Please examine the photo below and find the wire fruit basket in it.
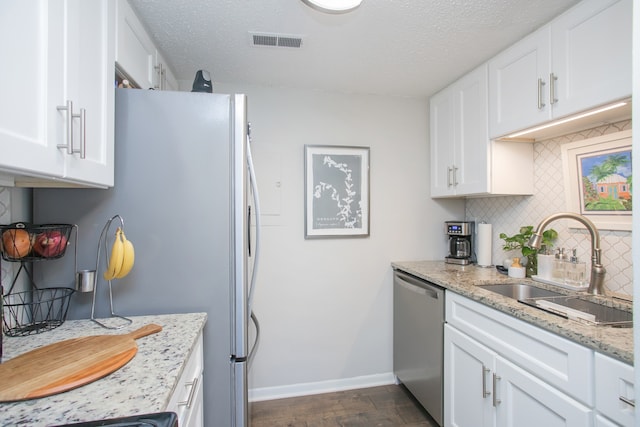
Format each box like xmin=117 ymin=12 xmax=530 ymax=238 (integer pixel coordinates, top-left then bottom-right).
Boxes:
xmin=3 ymin=284 xmax=74 ymax=337
xmin=0 ymin=223 xmax=74 ymax=261
xmin=1 ymin=223 xmax=77 ymax=336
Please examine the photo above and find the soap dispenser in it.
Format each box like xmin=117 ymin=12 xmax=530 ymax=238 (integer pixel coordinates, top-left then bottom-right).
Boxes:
xmin=508 ymin=257 xmax=526 ymax=278
xmin=552 ymin=248 xmax=566 ymax=282
xmin=565 ymin=248 xmax=586 ymax=287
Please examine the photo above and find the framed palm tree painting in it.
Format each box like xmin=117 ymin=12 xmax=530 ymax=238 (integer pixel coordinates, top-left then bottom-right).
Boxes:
xmin=562 ymin=130 xmax=632 ymax=231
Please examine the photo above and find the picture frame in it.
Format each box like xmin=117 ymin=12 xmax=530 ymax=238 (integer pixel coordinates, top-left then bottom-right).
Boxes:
xmin=561 ymin=130 xmax=632 ymax=231
xmin=304 ymin=145 xmax=370 ymax=238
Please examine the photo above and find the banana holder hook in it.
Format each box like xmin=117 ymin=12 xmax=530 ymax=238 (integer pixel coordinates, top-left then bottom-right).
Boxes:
xmin=90 ymin=214 xmax=132 ymax=329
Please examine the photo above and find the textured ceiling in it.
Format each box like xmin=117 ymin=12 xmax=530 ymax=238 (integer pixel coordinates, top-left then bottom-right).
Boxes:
xmin=128 ymin=0 xmax=581 ymax=98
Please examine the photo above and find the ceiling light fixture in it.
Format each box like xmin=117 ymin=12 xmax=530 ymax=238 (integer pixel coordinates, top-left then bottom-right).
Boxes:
xmin=505 ymin=101 xmax=629 ymax=139
xmin=301 ymin=0 xmax=363 ymax=13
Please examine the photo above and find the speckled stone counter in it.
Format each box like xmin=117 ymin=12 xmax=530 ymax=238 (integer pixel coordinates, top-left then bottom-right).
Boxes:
xmin=392 ymin=260 xmax=633 ymax=365
xmin=0 ymin=312 xmax=207 ymax=426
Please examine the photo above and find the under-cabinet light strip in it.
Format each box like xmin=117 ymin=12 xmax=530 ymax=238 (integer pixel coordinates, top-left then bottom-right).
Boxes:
xmin=506 ymin=101 xmax=629 ymax=138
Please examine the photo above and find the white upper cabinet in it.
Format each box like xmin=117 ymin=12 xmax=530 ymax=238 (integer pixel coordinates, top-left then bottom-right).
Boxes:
xmin=0 ymin=1 xmax=62 ymax=180
xmin=550 ymin=0 xmax=632 ymax=118
xmin=430 ymin=65 xmax=533 ymax=198
xmin=116 ymin=0 xmax=177 ymax=91
xmin=489 ymin=0 xmax=632 ymax=139
xmin=155 ymin=50 xmax=179 ymax=91
xmin=431 ymin=65 xmax=489 ymax=197
xmin=488 ymin=28 xmax=551 ymax=139
xmin=0 ymin=0 xmax=115 ymax=188
xmin=115 ymin=0 xmax=155 ymax=89
xmin=63 ymin=0 xmax=116 ymax=187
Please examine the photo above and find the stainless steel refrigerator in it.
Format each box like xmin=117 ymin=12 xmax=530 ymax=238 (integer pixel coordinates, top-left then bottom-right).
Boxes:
xmin=33 ymin=88 xmax=260 ymax=427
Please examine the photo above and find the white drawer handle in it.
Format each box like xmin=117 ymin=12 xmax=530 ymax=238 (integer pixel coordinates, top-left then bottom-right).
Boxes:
xmin=178 ymin=377 xmax=199 ymax=408
xmin=619 ymin=396 xmax=635 ymax=407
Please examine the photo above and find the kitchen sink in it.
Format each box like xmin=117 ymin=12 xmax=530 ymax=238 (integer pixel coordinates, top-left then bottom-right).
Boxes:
xmin=481 ymin=283 xmax=564 ymax=300
xmin=480 ymin=283 xmax=632 ymax=328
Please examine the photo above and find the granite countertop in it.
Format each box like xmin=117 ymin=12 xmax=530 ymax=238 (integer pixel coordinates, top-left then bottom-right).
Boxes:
xmin=0 ymin=312 xmax=207 ymax=426
xmin=392 ymin=260 xmax=633 ymax=365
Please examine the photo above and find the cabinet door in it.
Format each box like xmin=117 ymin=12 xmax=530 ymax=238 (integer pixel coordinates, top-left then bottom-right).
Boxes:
xmin=181 ymin=373 xmax=204 ymax=427
xmin=453 ymin=65 xmax=489 ymax=195
xmin=429 ymin=88 xmax=455 ymax=197
xmin=495 ymin=357 xmax=593 ymax=427
xmin=488 ymin=27 xmax=551 ymax=138
xmin=63 ymin=0 xmax=115 ymax=187
xmin=115 ymin=0 xmax=155 ymax=89
xmin=155 ymin=51 xmax=178 ymax=91
xmin=444 ymin=325 xmax=496 ymax=427
xmin=166 ymin=333 xmax=204 ymax=427
xmin=595 ymin=414 xmax=625 ymax=427
xmin=0 ymin=1 xmax=63 ymax=178
xmin=550 ymin=0 xmax=632 ymax=118
xmin=594 ymin=353 xmax=635 ymax=426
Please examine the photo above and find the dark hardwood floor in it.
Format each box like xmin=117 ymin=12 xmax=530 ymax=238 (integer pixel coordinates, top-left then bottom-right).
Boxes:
xmin=250 ymin=384 xmax=439 ymax=427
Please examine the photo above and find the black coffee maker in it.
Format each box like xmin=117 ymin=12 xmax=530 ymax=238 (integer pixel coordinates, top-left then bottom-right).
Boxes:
xmin=445 ymin=221 xmax=475 ymax=265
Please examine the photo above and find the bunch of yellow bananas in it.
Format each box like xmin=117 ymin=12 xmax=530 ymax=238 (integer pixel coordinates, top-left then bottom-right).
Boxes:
xmin=103 ymin=227 xmax=135 ymax=281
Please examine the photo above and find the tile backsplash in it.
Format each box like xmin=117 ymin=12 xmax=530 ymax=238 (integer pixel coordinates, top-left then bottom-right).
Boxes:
xmin=467 ymin=120 xmax=633 ymax=297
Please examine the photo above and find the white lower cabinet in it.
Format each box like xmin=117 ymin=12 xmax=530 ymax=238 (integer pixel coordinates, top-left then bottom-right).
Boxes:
xmin=594 ymin=352 xmax=635 ymax=426
xmin=445 ymin=324 xmax=496 ymax=427
xmin=445 ymin=292 xmax=598 ymax=427
xmin=495 ymin=357 xmax=591 ymax=427
xmin=445 ymin=324 xmax=591 ymax=427
xmin=166 ymin=332 xmax=204 ymax=427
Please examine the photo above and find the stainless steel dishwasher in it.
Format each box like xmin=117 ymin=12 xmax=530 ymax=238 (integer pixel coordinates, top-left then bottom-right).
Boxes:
xmin=393 ymin=269 xmax=444 ymax=427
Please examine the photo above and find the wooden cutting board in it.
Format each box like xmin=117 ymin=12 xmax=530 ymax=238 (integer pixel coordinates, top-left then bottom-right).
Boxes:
xmin=0 ymin=323 xmax=162 ymax=402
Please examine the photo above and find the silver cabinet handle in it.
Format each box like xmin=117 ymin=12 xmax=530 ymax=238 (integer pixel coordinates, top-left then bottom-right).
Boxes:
xmin=178 ymin=376 xmax=199 ymax=408
xmin=57 ymin=100 xmax=74 ymax=154
xmin=492 ymin=373 xmax=501 ymax=406
xmin=447 ymin=166 xmax=453 ymax=188
xmin=619 ymin=396 xmax=635 ymax=407
xmin=56 ymin=100 xmax=86 ymax=158
xmin=78 ymin=108 xmax=86 ymax=159
xmin=537 ymin=78 xmax=546 ymax=110
xmin=155 ymin=64 xmax=167 ymax=90
xmin=549 ymin=73 xmax=558 ymax=105
xmin=482 ymin=366 xmax=491 ymax=398
xmin=154 ymin=64 xmax=162 ymax=89
xmin=452 ymin=165 xmax=458 ymax=187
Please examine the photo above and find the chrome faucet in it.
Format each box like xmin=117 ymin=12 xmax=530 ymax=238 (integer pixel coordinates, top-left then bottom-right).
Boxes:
xmin=528 ymin=212 xmax=606 ymax=295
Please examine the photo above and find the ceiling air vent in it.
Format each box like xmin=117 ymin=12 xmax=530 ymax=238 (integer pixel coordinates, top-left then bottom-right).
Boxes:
xmin=250 ymin=32 xmax=303 ymax=48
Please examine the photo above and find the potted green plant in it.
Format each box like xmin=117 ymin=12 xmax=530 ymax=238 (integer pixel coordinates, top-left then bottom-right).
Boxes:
xmin=499 ymin=226 xmax=558 ymax=277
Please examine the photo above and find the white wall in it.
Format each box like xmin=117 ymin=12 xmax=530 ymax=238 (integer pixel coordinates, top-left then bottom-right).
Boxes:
xmin=215 ymin=83 xmax=464 ymax=399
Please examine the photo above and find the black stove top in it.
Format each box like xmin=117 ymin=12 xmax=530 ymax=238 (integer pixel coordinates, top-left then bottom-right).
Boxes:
xmin=53 ymin=412 xmax=178 ymax=427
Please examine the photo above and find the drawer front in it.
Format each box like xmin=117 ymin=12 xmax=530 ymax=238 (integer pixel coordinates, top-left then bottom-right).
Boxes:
xmin=446 ymin=292 xmax=593 ymax=405
xmin=166 ymin=332 xmax=204 ymax=424
xmin=594 ymin=352 xmax=635 ymax=426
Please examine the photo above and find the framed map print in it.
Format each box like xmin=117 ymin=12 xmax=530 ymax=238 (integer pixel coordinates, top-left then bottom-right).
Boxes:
xmin=304 ymin=145 xmax=370 ymax=238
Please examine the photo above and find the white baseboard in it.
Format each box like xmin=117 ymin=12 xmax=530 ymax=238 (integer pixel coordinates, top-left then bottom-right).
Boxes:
xmin=249 ymin=372 xmax=396 ymax=402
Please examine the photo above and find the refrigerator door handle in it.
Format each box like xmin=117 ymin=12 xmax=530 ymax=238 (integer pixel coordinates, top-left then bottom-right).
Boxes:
xmin=247 ymin=205 xmax=252 ymax=257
